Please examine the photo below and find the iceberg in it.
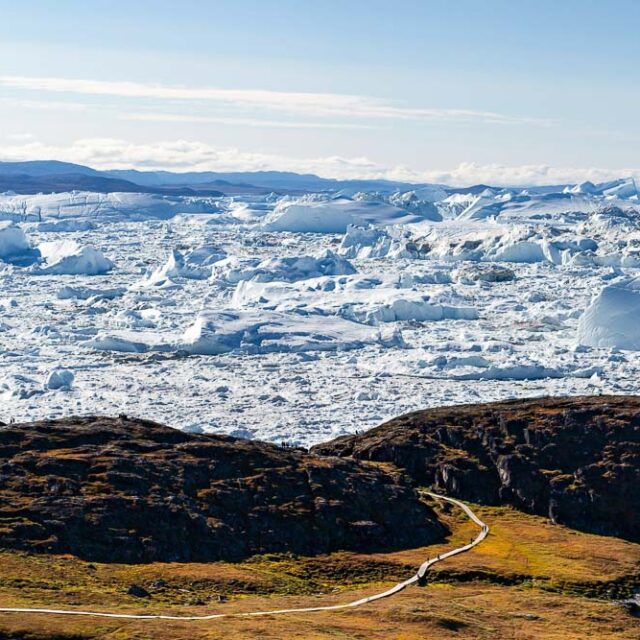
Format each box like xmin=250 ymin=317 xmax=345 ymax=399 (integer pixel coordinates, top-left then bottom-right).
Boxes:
xmin=0 ymin=222 xmax=35 ymax=263
xmin=577 ymin=277 xmax=640 ymax=350
xmin=261 ymin=197 xmax=426 ymax=233
xmin=35 ymin=240 xmax=114 ymax=275
xmin=0 ymin=191 xmax=222 ymax=222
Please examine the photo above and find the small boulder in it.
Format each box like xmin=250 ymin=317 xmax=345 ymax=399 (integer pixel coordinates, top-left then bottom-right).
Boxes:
xmin=127 ymin=584 xmax=150 ymax=598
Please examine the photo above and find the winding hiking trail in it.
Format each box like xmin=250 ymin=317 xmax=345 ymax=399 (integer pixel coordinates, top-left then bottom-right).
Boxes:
xmin=0 ymin=491 xmax=489 ymax=621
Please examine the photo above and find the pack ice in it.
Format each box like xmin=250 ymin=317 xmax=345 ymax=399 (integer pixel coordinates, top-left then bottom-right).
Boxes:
xmin=1 ymin=179 xmax=639 ymax=445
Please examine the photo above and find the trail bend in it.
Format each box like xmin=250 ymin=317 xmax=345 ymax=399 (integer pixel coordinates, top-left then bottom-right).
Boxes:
xmin=0 ymin=491 xmax=489 ymax=621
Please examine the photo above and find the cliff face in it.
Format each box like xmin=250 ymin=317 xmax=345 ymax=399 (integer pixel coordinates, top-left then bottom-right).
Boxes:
xmin=0 ymin=416 xmax=446 ymax=562
xmin=312 ymin=396 xmax=640 ymax=542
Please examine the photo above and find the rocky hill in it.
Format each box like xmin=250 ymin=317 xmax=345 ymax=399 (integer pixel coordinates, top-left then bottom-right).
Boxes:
xmin=312 ymin=396 xmax=640 ymax=542
xmin=0 ymin=416 xmax=445 ymax=563
xmin=1 ymin=396 xmax=638 ymax=567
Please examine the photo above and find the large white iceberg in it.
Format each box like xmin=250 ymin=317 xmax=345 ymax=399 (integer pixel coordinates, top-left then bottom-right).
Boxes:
xmin=261 ymin=197 xmax=425 ymax=233
xmin=339 ymin=225 xmax=394 ymax=259
xmin=454 ymin=179 xmax=637 ymax=222
xmin=577 ymin=277 xmax=640 ymax=350
xmin=0 ymin=191 xmax=222 ymax=222
xmin=35 ymin=240 xmax=114 ymax=275
xmin=414 ymin=223 xmax=603 ymax=266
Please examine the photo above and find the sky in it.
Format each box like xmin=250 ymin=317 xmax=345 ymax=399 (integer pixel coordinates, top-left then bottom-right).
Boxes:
xmin=0 ymin=0 xmax=639 ymax=185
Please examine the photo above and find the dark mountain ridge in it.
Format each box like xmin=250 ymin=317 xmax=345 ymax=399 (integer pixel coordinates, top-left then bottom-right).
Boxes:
xmin=0 ymin=172 xmax=224 ymax=197
xmin=0 ymin=160 xmax=436 ymax=195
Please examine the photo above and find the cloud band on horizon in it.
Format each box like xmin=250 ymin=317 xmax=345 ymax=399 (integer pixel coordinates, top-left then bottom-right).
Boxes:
xmin=0 ymin=136 xmax=636 ymax=187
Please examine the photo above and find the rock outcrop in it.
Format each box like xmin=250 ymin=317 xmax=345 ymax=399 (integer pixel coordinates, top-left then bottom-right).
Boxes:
xmin=312 ymin=396 xmax=640 ymax=542
xmin=0 ymin=416 xmax=446 ymax=562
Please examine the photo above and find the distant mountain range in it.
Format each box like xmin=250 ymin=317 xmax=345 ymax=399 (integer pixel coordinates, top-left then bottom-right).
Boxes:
xmin=1 ymin=160 xmax=634 ymax=201
xmin=0 ymin=160 xmax=423 ymax=196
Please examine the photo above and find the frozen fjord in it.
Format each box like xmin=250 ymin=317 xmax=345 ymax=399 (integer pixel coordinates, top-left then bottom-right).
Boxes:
xmin=1 ymin=182 xmax=640 ymax=446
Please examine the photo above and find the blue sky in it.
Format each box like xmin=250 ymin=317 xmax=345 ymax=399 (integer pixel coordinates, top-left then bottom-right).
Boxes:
xmin=0 ymin=0 xmax=639 ymax=184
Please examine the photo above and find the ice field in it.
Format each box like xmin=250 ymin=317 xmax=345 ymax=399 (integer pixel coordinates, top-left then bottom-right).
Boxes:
xmin=1 ymin=179 xmax=640 ymax=446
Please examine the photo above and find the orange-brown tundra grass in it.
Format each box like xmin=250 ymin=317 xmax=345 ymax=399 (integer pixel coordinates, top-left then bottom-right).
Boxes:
xmin=0 ymin=500 xmax=637 ymax=639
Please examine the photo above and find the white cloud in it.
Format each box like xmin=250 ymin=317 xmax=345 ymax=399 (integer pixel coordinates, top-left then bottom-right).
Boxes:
xmin=418 ymin=162 xmax=640 ymax=187
xmin=0 ymin=97 xmax=87 ymax=112
xmin=5 ymin=132 xmax=35 ymax=142
xmin=0 ymin=137 xmax=637 ymax=186
xmin=0 ymin=75 xmax=550 ymax=126
xmin=0 ymin=138 xmax=381 ymax=177
xmin=119 ymin=112 xmax=377 ymax=130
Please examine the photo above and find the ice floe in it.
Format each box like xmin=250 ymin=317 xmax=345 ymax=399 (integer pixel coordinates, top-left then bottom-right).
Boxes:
xmin=136 ymin=249 xmax=211 ymax=288
xmin=338 ymin=225 xmax=395 ymax=259
xmin=231 ymin=276 xmax=478 ymax=325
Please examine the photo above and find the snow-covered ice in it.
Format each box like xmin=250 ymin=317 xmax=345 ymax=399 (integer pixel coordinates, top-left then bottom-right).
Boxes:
xmin=2 ymin=182 xmax=640 ymax=445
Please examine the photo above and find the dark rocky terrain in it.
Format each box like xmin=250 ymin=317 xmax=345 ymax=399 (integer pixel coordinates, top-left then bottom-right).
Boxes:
xmin=1 ymin=396 xmax=638 ymax=568
xmin=313 ymin=396 xmax=640 ymax=542
xmin=0 ymin=416 xmax=445 ymax=563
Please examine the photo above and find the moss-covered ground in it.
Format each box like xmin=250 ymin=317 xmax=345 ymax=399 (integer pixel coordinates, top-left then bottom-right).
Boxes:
xmin=0 ymin=500 xmax=637 ymax=639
